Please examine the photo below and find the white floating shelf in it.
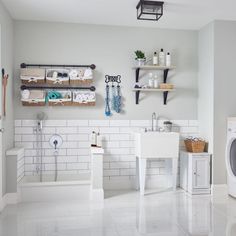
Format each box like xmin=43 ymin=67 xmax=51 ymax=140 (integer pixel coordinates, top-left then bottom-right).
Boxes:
xmin=132 ymin=65 xmax=176 ymax=70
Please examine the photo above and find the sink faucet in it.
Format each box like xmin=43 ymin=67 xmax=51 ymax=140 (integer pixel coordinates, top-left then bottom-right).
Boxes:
xmin=151 ymin=112 xmax=157 ymax=131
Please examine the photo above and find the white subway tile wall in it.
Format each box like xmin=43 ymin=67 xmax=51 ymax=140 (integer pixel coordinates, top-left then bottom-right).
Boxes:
xmin=15 ymin=120 xmax=198 ymax=188
xmin=17 ymin=151 xmax=24 ymax=183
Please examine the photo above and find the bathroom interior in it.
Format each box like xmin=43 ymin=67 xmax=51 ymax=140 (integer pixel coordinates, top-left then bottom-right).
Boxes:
xmin=1 ymin=0 xmax=236 ymax=235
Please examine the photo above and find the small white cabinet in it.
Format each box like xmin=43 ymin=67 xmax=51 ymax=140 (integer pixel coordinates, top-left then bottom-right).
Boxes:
xmin=180 ymin=151 xmax=211 ymax=194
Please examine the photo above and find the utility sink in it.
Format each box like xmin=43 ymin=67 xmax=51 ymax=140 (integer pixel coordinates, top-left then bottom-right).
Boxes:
xmin=135 ymin=132 xmax=180 ymax=159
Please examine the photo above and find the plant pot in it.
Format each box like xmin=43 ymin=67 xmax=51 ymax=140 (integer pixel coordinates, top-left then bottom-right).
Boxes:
xmin=136 ymin=58 xmax=146 ymax=66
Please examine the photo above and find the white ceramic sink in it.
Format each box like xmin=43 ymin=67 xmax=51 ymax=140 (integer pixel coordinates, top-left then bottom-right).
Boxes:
xmin=135 ymin=132 xmax=180 ymax=159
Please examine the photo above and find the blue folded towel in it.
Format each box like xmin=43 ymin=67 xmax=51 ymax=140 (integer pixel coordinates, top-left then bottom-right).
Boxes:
xmin=46 ymin=91 xmax=62 ymax=101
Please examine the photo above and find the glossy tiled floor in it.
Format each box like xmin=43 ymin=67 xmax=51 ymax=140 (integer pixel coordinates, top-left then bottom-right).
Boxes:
xmin=1 ymin=189 xmax=236 ymax=236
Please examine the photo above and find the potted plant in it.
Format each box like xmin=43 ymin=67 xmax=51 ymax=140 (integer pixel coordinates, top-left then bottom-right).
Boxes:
xmin=135 ymin=50 xmax=146 ymax=66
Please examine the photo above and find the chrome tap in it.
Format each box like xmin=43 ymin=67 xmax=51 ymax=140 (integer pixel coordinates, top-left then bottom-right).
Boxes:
xmin=151 ymin=112 xmax=157 ymax=131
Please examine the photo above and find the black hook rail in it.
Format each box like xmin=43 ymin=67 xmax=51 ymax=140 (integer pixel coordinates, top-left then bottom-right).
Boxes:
xmin=21 ymin=63 xmax=96 ymax=70
xmin=21 ymin=85 xmax=96 ymax=91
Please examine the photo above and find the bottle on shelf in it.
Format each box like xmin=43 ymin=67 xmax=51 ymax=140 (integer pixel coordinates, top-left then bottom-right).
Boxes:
xmin=96 ymin=133 xmax=103 ymax=148
xmin=148 ymin=73 xmax=154 ymax=88
xmin=153 ymin=52 xmax=158 ymax=65
xmin=154 ymin=75 xmax=159 ymax=88
xmin=90 ymin=131 xmax=97 ymax=147
xmin=166 ymin=52 xmax=171 ymax=67
xmin=159 ymin=48 xmax=165 ymax=66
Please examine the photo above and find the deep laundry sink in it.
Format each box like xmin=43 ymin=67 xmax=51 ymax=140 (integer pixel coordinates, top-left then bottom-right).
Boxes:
xmin=135 ymin=132 xmax=180 ymax=159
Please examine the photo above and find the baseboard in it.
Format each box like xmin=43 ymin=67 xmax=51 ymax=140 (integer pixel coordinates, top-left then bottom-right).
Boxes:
xmin=211 ymin=184 xmax=227 ymax=195
xmin=0 ymin=193 xmax=18 ymax=212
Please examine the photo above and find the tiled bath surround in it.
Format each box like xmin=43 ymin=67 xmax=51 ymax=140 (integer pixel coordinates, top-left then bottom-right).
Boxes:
xmin=14 ymin=120 xmax=198 ymax=189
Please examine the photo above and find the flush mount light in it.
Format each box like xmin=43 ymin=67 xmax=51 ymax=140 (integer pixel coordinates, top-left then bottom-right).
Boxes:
xmin=136 ymin=0 xmax=164 ymax=21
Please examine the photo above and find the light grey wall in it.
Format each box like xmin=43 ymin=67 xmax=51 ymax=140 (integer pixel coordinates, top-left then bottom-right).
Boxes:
xmin=198 ymin=23 xmax=214 ymax=152
xmin=13 ymin=21 xmax=198 ymax=120
xmin=213 ymin=20 xmax=236 ymax=184
xmin=198 ymin=20 xmax=236 ymax=185
xmin=0 ymin=0 xmax=14 ymax=195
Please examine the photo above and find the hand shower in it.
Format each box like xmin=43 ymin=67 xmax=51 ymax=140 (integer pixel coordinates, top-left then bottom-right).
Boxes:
xmin=36 ymin=112 xmax=46 ymax=131
xmin=35 ymin=112 xmax=46 ymax=182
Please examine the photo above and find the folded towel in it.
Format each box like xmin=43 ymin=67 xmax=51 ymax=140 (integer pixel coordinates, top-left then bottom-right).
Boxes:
xmin=29 ymin=90 xmax=44 ymax=100
xmin=84 ymin=69 xmax=92 ymax=78
xmin=21 ymin=90 xmax=30 ymax=100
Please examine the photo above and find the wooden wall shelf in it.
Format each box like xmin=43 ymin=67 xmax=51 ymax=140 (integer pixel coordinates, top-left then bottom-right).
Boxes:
xmin=133 ymin=65 xmax=176 ymax=105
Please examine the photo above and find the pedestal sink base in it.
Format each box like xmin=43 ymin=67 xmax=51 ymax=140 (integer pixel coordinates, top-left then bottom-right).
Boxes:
xmin=135 ymin=132 xmax=180 ymax=195
xmin=136 ymin=157 xmax=178 ymax=195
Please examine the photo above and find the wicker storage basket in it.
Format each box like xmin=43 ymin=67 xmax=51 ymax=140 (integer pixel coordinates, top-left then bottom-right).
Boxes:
xmin=72 ymin=90 xmax=96 ymax=106
xmin=20 ymin=68 xmax=45 ymax=84
xmin=69 ymin=68 xmax=93 ymax=85
xmin=46 ymin=69 xmax=69 ymax=85
xmin=21 ymin=90 xmax=46 ymax=106
xmin=48 ymin=90 xmax=72 ymax=106
xmin=160 ymin=83 xmax=174 ymax=90
xmin=184 ymin=139 xmax=206 ymax=153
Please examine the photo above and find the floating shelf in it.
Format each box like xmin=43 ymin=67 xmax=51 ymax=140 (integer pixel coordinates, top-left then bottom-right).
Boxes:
xmin=133 ymin=64 xmax=176 ymax=105
xmin=132 ymin=88 xmax=175 ymax=92
xmin=133 ymin=87 xmax=175 ymax=105
xmin=132 ymin=65 xmax=176 ymax=70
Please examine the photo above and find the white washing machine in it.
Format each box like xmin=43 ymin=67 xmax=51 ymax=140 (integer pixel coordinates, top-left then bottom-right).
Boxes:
xmin=226 ymin=117 xmax=236 ymax=198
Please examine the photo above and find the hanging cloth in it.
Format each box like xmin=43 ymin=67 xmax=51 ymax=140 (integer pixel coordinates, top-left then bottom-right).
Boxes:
xmin=105 ymin=84 xmax=111 ymax=116
xmin=111 ymin=85 xmax=116 ymax=111
xmin=114 ymin=85 xmax=121 ymax=113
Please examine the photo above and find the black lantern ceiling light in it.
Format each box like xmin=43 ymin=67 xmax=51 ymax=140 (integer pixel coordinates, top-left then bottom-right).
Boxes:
xmin=136 ymin=0 xmax=164 ymax=21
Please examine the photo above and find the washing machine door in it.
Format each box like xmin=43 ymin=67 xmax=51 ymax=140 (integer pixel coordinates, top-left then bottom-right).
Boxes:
xmin=226 ymin=138 xmax=236 ymax=178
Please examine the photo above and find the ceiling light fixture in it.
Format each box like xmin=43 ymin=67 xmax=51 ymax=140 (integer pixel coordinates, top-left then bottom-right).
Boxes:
xmin=136 ymin=0 xmax=164 ymax=21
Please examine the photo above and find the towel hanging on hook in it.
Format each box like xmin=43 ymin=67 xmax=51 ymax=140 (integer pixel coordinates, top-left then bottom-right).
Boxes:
xmin=104 ymin=75 xmax=122 ymax=116
xmin=105 ymin=84 xmax=111 ymax=116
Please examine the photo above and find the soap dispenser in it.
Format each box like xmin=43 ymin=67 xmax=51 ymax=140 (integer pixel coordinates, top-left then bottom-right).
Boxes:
xmin=166 ymin=52 xmax=171 ymax=67
xmin=90 ymin=131 xmax=97 ymax=147
xmin=153 ymin=52 xmax=158 ymax=65
xmin=159 ymin=48 xmax=165 ymax=66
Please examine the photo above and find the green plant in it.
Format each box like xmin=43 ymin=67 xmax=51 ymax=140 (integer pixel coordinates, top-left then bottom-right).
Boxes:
xmin=135 ymin=50 xmax=146 ymax=60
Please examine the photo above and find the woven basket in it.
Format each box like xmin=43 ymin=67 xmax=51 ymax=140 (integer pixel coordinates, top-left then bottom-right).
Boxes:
xmin=184 ymin=139 xmax=206 ymax=153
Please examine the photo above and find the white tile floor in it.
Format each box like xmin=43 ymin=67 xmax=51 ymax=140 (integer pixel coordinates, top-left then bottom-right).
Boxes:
xmin=1 ymin=189 xmax=236 ymax=236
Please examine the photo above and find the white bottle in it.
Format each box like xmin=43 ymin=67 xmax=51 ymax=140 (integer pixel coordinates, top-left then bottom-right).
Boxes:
xmin=166 ymin=52 xmax=171 ymax=67
xmin=148 ymin=73 xmax=154 ymax=88
xmin=90 ymin=131 xmax=97 ymax=147
xmin=159 ymin=48 xmax=165 ymax=66
xmin=154 ymin=75 xmax=159 ymax=88
xmin=153 ymin=52 xmax=158 ymax=65
xmin=96 ymin=133 xmax=103 ymax=148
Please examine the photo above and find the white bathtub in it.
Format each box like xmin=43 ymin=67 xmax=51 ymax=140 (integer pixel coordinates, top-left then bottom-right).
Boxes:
xmin=18 ymin=173 xmax=91 ymax=202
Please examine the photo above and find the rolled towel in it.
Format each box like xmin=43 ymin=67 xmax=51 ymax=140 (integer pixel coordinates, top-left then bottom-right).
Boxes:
xmin=21 ymin=90 xmax=30 ymax=100
xmin=69 ymin=70 xmax=78 ymax=79
xmin=84 ymin=69 xmax=92 ymax=78
xmin=47 ymin=91 xmax=62 ymax=100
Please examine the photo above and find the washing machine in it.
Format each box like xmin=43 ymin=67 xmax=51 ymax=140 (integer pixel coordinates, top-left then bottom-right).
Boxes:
xmin=226 ymin=117 xmax=236 ymax=197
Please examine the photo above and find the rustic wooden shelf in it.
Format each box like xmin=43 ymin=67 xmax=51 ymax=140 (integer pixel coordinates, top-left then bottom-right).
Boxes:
xmin=132 ymin=65 xmax=176 ymax=70
xmin=133 ymin=87 xmax=176 ymax=105
xmin=133 ymin=64 xmax=176 ymax=105
xmin=132 ymin=88 xmax=176 ymax=92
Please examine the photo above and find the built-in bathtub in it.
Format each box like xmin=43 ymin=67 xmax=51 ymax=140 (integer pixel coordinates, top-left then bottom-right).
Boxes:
xmin=7 ymin=147 xmax=104 ymax=204
xmin=18 ymin=173 xmax=91 ymax=202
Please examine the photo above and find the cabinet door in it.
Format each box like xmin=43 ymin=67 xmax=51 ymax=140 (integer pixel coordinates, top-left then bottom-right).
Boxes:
xmin=192 ymin=157 xmax=210 ymax=189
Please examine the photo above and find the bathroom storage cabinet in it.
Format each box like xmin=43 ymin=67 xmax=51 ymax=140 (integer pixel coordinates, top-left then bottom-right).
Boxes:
xmin=180 ymin=151 xmax=211 ymax=195
xmin=133 ymin=65 xmax=176 ymax=105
